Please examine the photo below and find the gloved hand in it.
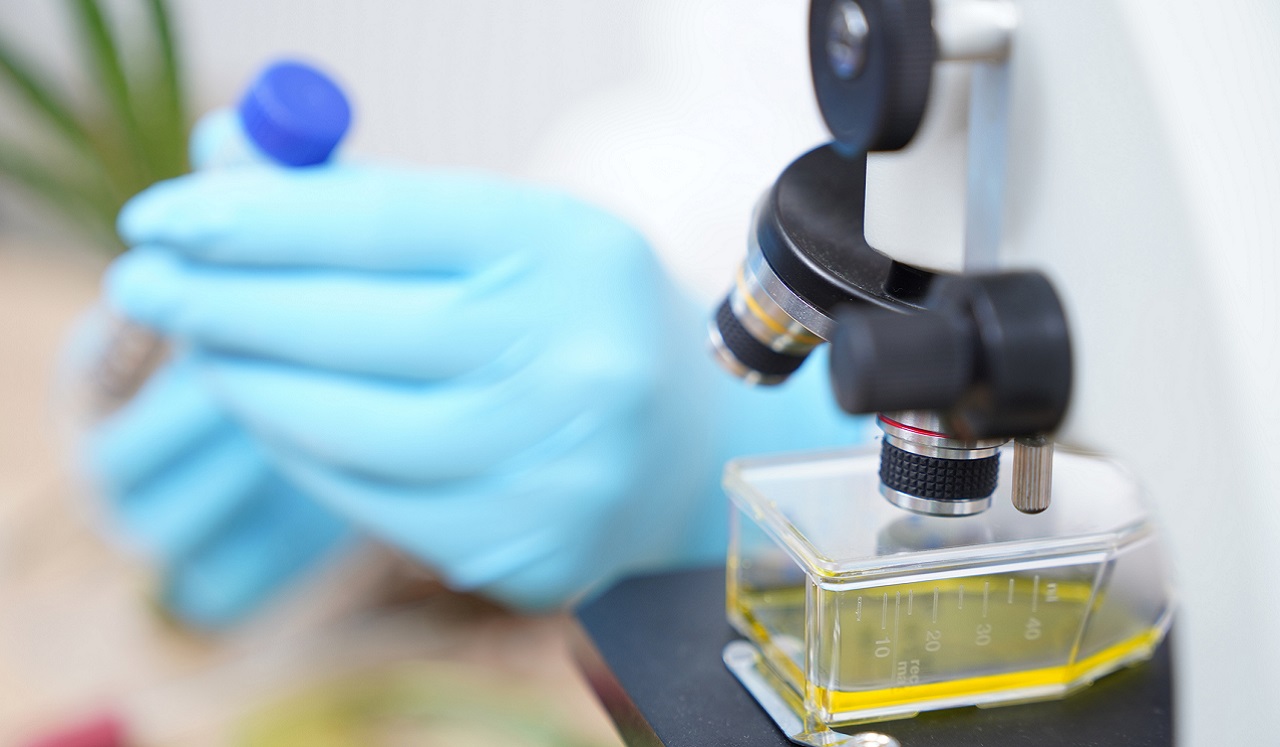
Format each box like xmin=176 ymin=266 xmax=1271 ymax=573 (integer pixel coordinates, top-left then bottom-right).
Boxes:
xmin=67 ymin=111 xmax=354 ymax=629
xmin=84 ymin=352 xmax=351 ymax=628
xmin=105 ymin=118 xmax=866 ymax=610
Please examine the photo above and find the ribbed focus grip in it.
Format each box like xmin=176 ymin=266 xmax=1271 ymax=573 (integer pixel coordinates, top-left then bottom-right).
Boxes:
xmin=880 ymin=441 xmax=999 ymax=501
xmin=830 ymin=306 xmax=972 ymax=414
xmin=715 ymin=299 xmax=809 ymax=378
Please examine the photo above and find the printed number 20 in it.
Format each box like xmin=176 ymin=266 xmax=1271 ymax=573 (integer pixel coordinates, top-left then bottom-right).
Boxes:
xmin=925 ymin=629 xmax=942 ymax=652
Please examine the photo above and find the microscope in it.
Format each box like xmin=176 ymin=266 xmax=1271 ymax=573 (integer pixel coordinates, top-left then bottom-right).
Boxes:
xmin=707 ymin=1 xmax=1172 ymax=741
xmin=576 ymin=0 xmax=1278 ymax=745
xmin=709 ymin=0 xmax=1068 ymax=520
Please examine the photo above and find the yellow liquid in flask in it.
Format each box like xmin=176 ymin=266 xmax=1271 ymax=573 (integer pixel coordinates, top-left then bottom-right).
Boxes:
xmin=730 ymin=569 xmax=1163 ymax=722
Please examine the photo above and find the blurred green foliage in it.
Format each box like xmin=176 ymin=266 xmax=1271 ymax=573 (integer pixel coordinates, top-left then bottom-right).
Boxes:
xmin=0 ymin=0 xmax=189 ymax=252
xmin=237 ymin=664 xmax=617 ymax=747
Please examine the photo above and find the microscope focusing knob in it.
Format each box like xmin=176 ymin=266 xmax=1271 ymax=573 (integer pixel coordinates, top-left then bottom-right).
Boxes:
xmin=810 ymin=0 xmax=936 ymax=153
xmin=827 ymin=304 xmax=973 ymax=413
xmin=830 ymin=272 xmax=1073 ymax=440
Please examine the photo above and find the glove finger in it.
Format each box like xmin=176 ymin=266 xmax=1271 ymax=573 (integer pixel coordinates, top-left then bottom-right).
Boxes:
xmin=88 ymin=355 xmax=227 ymax=494
xmin=110 ymin=425 xmax=270 ymax=561
xmin=104 ymin=246 xmax=522 ymax=380
xmin=160 ymin=478 xmax=350 ymax=629
xmin=116 ymin=166 xmax=574 ymax=272
xmin=269 ymin=445 xmax=624 ymax=601
xmin=195 ymin=352 xmax=591 ymax=484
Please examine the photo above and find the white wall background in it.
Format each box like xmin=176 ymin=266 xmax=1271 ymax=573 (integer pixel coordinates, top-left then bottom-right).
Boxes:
xmin=0 ymin=0 xmax=855 ymax=298
xmin=0 ymin=1 xmax=972 ymax=299
xmin=0 ymin=0 xmax=647 ymax=169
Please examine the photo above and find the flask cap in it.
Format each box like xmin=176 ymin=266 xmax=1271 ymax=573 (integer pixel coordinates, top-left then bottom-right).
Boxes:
xmin=238 ymin=60 xmax=351 ymax=167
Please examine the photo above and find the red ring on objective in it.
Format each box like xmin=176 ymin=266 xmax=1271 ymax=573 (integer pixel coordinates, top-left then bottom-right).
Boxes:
xmin=878 ymin=414 xmax=951 ymax=439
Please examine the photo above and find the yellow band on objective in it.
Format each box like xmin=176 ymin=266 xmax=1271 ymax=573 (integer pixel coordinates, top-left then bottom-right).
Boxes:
xmin=735 ymin=266 xmax=824 ymax=345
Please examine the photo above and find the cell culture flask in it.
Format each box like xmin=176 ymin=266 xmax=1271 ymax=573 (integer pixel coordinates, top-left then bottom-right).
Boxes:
xmin=723 ymin=444 xmax=1172 ymax=745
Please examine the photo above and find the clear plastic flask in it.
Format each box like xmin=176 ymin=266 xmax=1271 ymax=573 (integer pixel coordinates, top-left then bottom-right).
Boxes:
xmin=723 ymin=444 xmax=1172 ymax=744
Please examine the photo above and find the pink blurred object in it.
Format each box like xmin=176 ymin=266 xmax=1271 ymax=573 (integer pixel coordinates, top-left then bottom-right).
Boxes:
xmin=21 ymin=714 xmax=127 ymax=747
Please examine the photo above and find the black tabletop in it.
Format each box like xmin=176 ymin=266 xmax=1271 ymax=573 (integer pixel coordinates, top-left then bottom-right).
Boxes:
xmin=575 ymin=566 xmax=1173 ymax=747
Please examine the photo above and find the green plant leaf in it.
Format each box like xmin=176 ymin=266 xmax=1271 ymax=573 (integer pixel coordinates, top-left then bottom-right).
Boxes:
xmin=0 ymin=29 xmax=113 ymax=178
xmin=0 ymin=0 xmax=190 ymax=253
xmin=68 ymin=0 xmax=153 ymax=185
xmin=141 ymin=0 xmax=187 ymax=179
xmin=0 ymin=137 xmax=120 ymax=248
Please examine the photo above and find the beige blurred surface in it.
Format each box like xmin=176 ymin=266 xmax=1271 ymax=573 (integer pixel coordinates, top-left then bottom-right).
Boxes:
xmin=0 ymin=244 xmax=621 ymax=746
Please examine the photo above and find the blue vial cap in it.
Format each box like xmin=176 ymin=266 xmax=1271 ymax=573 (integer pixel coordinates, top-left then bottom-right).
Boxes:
xmin=238 ymin=60 xmax=351 ymax=167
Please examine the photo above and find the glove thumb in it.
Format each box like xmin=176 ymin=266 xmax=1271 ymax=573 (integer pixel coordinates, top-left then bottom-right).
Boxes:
xmin=188 ymin=109 xmax=252 ymax=171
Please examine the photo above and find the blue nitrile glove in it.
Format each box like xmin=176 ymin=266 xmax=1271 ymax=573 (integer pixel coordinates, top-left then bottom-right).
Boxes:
xmin=105 ymin=121 xmax=867 ymax=610
xmin=86 ymin=352 xmax=351 ymax=628
xmin=71 ymin=102 xmax=353 ymax=629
